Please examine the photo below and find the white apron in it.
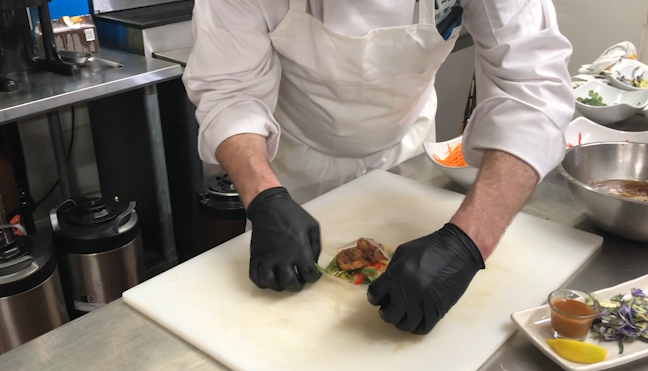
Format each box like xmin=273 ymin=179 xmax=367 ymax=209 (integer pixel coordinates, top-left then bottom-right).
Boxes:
xmin=268 ymin=0 xmax=462 ymax=204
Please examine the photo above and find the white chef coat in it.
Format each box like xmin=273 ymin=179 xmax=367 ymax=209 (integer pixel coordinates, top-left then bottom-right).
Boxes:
xmin=184 ymin=0 xmax=574 ymax=182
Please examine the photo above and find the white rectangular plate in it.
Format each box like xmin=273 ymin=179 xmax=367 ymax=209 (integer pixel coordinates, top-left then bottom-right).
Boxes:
xmin=511 ymin=274 xmax=648 ymax=371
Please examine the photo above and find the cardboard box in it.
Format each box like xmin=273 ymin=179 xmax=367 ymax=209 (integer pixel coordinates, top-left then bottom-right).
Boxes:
xmin=35 ymin=15 xmax=99 ymax=55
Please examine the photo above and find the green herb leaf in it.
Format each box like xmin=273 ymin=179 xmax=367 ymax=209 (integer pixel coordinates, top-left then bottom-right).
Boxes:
xmin=578 ymin=90 xmax=607 ymax=107
xmin=361 ymin=267 xmax=377 ymax=277
xmin=325 ymin=258 xmax=338 ymax=273
xmin=619 ymin=337 xmax=625 ymax=354
xmin=360 ymin=267 xmax=378 ymax=283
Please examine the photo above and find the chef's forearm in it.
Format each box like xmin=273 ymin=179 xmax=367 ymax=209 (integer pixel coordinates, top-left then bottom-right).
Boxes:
xmin=450 ymin=150 xmax=538 ymax=259
xmin=216 ymin=133 xmax=282 ymax=208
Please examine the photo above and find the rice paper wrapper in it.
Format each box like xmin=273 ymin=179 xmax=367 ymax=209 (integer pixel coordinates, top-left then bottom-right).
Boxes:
xmin=317 ymin=238 xmax=393 ymax=287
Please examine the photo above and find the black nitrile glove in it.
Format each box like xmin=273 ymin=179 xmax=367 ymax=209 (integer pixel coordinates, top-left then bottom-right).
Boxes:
xmin=367 ymin=223 xmax=485 ymax=334
xmin=246 ymin=187 xmax=322 ymax=292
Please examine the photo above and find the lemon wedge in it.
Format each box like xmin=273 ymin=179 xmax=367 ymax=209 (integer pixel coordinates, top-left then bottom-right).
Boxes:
xmin=546 ymin=339 xmax=607 ymax=364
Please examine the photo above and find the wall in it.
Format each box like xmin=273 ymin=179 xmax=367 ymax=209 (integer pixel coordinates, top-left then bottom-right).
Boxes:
xmin=47 ymin=0 xmax=89 ymax=18
xmin=434 ymin=46 xmax=475 ymax=141
xmin=18 ymin=106 xmax=100 ymax=221
xmin=21 ymin=0 xmax=97 ymax=222
xmin=553 ymin=0 xmax=648 ymax=75
xmin=436 ymin=1 xmax=648 ymax=139
xmin=642 ymin=10 xmax=648 ymax=63
xmin=28 ymin=0 xmax=90 ymax=30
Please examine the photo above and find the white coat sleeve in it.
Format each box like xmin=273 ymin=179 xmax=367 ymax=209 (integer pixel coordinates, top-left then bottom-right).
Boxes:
xmin=182 ymin=0 xmax=282 ymax=165
xmin=461 ymin=0 xmax=574 ymax=180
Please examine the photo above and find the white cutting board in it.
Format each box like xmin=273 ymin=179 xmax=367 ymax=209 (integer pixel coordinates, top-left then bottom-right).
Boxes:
xmin=123 ymin=170 xmax=603 ymax=371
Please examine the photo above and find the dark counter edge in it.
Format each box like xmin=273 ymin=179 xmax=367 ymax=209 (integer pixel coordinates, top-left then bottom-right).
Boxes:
xmin=94 ymin=12 xmax=192 ymax=30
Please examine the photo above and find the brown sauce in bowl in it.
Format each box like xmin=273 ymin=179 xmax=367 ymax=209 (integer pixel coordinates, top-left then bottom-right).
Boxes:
xmin=590 ymin=179 xmax=648 ymax=202
xmin=551 ymin=299 xmax=596 ymax=339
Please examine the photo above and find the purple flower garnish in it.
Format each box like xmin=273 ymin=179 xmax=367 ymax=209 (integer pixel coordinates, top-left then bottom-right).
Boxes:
xmin=618 ymin=324 xmax=640 ymax=338
xmin=620 ymin=304 xmax=628 ymax=317
xmin=589 ymin=288 xmax=648 ymax=354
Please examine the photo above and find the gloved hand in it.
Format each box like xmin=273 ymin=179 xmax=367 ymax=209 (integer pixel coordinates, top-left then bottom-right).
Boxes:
xmin=246 ymin=187 xmax=322 ymax=292
xmin=367 ymin=223 xmax=485 ymax=334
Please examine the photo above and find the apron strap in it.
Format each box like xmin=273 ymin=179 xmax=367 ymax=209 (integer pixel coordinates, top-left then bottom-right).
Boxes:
xmin=418 ymin=0 xmax=433 ymax=25
xmin=289 ymin=0 xmax=308 ymax=12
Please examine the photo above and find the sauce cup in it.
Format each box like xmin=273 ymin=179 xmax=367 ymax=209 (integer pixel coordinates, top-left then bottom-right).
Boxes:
xmin=549 ymin=289 xmax=601 ymax=341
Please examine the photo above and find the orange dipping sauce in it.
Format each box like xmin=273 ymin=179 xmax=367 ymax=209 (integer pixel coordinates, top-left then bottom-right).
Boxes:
xmin=550 ymin=298 xmax=597 ymax=340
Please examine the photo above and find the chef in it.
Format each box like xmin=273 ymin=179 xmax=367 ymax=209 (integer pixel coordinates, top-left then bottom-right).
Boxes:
xmin=183 ymin=0 xmax=574 ymax=335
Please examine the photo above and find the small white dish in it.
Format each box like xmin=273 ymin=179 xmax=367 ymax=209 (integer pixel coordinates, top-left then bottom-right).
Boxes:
xmin=565 ymin=117 xmax=648 ymax=146
xmin=511 ymin=274 xmax=648 ymax=371
xmin=607 ymin=64 xmax=648 ymax=92
xmin=574 ymin=80 xmax=648 ymax=126
xmin=422 ymin=136 xmax=478 ymax=188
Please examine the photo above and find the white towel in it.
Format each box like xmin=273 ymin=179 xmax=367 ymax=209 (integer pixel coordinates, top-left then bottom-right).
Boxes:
xmin=578 ymin=41 xmax=637 ymax=75
xmin=571 ymin=42 xmax=645 ymax=88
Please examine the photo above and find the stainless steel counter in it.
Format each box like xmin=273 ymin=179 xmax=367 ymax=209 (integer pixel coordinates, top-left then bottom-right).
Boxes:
xmin=2 ymin=115 xmax=648 ymax=370
xmin=0 ymin=49 xmax=183 ymax=125
xmin=153 ymin=46 xmax=193 ymax=66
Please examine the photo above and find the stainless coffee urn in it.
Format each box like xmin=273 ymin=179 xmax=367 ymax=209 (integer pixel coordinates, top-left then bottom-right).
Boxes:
xmin=50 ymin=197 xmax=144 ymax=318
xmin=193 ymin=173 xmax=246 ymax=260
xmin=0 ymin=224 xmax=68 ymax=355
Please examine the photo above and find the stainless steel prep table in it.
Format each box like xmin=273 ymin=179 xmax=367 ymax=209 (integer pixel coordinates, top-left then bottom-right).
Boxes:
xmin=1 ymin=115 xmax=648 ymax=370
xmin=0 ymin=49 xmax=181 ymax=124
xmin=0 ymin=49 xmax=183 ymax=267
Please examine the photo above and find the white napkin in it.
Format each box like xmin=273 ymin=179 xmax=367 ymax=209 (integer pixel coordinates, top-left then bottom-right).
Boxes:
xmin=578 ymin=41 xmax=637 ymax=75
xmin=570 ymin=42 xmax=648 ymax=88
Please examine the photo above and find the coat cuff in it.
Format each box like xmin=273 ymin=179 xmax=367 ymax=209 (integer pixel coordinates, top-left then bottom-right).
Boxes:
xmin=462 ymin=97 xmax=568 ymax=182
xmin=197 ymin=100 xmax=280 ymax=165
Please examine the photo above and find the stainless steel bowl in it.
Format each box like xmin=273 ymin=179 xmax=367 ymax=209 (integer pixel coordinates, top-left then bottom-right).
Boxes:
xmin=557 ymin=142 xmax=648 ymax=242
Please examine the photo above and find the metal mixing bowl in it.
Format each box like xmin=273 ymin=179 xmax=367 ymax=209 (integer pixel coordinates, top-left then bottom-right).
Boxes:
xmin=557 ymin=142 xmax=648 ymax=242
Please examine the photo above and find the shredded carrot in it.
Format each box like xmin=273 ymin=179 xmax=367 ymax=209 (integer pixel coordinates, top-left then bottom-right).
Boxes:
xmin=566 ymin=132 xmax=584 ymax=148
xmin=433 ymin=143 xmax=467 ymax=167
xmin=353 ymin=273 xmax=365 ymax=285
xmin=567 ymin=132 xmax=629 ymax=147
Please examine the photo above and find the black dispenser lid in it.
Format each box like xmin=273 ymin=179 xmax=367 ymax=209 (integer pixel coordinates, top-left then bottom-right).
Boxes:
xmin=0 ymin=224 xmax=57 ymax=298
xmin=64 ymin=198 xmax=122 ymax=227
xmin=51 ymin=197 xmax=140 ymax=254
xmin=197 ymin=173 xmax=246 ymax=221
